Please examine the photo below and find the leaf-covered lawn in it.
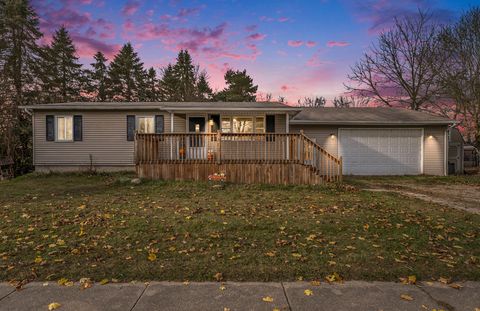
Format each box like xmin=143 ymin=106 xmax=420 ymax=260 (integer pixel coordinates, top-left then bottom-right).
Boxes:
xmin=0 ymin=173 xmax=479 ymax=283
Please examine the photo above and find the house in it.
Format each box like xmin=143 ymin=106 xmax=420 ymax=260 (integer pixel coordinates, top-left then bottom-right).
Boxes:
xmin=20 ymin=102 xmax=455 ymax=184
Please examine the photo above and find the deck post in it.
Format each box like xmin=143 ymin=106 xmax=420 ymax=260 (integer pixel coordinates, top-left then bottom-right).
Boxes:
xmin=217 ymin=131 xmax=222 ymax=165
xmin=285 ymin=113 xmax=290 ymax=161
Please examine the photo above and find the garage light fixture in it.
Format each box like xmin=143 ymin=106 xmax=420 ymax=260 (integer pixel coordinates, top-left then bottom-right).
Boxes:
xmin=330 ymin=133 xmax=336 ymax=137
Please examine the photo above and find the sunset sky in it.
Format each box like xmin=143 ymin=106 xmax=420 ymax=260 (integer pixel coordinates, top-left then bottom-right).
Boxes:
xmin=32 ymin=0 xmax=477 ymax=104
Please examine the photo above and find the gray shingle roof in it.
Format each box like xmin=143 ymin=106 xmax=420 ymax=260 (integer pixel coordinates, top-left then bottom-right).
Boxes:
xmin=290 ymin=107 xmax=455 ymax=125
xmin=20 ymin=101 xmax=300 ymax=111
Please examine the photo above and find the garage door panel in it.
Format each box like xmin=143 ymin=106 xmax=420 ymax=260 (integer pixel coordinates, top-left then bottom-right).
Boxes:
xmin=339 ymin=129 xmax=422 ymax=175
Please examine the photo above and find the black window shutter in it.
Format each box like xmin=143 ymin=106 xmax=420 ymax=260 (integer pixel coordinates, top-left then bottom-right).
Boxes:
xmin=155 ymin=115 xmax=164 ymax=133
xmin=73 ymin=115 xmax=83 ymax=141
xmin=266 ymin=115 xmax=275 ymax=132
xmin=46 ymin=115 xmax=55 ymax=141
xmin=127 ymin=115 xmax=136 ymax=141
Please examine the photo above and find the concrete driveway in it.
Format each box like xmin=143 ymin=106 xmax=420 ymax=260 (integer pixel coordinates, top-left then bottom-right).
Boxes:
xmin=1 ymin=281 xmax=479 ymax=311
xmin=354 ymin=178 xmax=480 ymax=214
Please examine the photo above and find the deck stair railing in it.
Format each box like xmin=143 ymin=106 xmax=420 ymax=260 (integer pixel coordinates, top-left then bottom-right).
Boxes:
xmin=135 ymin=132 xmax=342 ymax=182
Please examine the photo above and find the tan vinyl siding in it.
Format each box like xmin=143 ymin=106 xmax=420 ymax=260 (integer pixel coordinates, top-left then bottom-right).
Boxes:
xmin=424 ymin=126 xmax=446 ymax=176
xmin=275 ymin=114 xmax=287 ymax=133
xmin=173 ymin=114 xmax=187 ymax=132
xmin=289 ymin=125 xmax=339 ymax=157
xmin=34 ymin=111 xmax=168 ymax=166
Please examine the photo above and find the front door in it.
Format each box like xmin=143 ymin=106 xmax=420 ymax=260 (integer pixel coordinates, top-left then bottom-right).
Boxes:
xmin=188 ymin=116 xmax=206 ymax=159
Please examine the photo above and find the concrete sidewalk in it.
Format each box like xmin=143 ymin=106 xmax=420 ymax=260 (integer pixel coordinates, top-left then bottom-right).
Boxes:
xmin=1 ymin=281 xmax=479 ymax=311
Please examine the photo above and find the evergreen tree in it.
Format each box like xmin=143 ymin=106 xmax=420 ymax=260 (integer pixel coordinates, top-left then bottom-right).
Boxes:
xmin=159 ymin=64 xmax=179 ymax=101
xmin=196 ymin=71 xmax=213 ymax=101
xmin=41 ymin=26 xmax=85 ymax=103
xmin=173 ymin=50 xmax=196 ymax=101
xmin=0 ymin=0 xmax=42 ymax=104
xmin=107 ymin=43 xmax=146 ymax=101
xmin=145 ymin=67 xmax=159 ymax=101
xmin=215 ymin=69 xmax=258 ymax=102
xmin=86 ymin=51 xmax=108 ymax=101
xmin=0 ymin=0 xmax=42 ymax=174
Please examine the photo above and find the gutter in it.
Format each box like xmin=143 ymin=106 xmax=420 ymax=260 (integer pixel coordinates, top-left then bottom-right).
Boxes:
xmin=289 ymin=120 xmax=456 ymax=126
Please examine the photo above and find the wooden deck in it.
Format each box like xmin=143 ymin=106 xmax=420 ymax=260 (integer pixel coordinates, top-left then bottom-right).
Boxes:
xmin=135 ymin=132 xmax=342 ymax=185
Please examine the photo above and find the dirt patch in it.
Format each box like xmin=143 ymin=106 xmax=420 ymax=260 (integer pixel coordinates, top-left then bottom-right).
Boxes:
xmin=365 ymin=183 xmax=480 ymax=214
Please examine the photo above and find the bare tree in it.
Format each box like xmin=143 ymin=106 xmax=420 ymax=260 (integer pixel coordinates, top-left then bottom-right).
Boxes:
xmin=333 ymin=95 xmax=370 ymax=108
xmin=346 ymin=10 xmax=446 ymax=110
xmin=439 ymin=8 xmax=480 ymax=145
xmin=297 ymin=96 xmax=326 ymax=107
xmin=277 ymin=96 xmax=285 ymax=103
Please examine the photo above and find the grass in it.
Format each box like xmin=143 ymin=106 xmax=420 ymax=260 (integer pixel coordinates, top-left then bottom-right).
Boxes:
xmin=0 ymin=173 xmax=479 ymax=283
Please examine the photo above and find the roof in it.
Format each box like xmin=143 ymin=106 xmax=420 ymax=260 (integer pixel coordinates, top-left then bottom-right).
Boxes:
xmin=19 ymin=101 xmax=300 ymax=112
xmin=290 ymin=107 xmax=455 ymax=125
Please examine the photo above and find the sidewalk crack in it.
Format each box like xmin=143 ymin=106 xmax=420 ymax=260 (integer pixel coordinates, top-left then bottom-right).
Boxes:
xmin=130 ymin=282 xmax=149 ymax=311
xmin=415 ymin=285 xmax=455 ymax=311
xmin=0 ymin=287 xmax=16 ymax=302
xmin=280 ymin=282 xmax=292 ymax=311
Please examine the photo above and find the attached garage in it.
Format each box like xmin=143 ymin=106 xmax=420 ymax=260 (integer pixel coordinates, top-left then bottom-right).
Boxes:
xmin=338 ymin=128 xmax=422 ymax=175
xmin=289 ymin=107 xmax=455 ymax=176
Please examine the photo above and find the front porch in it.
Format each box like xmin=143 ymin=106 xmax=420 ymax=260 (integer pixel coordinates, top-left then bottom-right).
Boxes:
xmin=135 ymin=132 xmax=342 ymax=185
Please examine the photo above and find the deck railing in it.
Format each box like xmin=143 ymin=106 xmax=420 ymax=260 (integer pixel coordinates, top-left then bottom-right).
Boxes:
xmin=135 ymin=132 xmax=342 ymax=182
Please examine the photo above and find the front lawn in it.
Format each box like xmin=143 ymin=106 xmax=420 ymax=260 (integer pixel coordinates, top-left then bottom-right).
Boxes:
xmin=0 ymin=173 xmax=479 ymax=283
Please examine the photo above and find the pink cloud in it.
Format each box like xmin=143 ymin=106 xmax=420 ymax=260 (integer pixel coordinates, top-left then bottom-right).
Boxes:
xmin=122 ymin=0 xmax=140 ymax=16
xmin=278 ymin=17 xmax=290 ymax=22
xmin=72 ymin=34 xmax=121 ymax=58
xmin=326 ymin=41 xmax=351 ymax=47
xmin=245 ymin=24 xmax=257 ymax=32
xmin=306 ymin=41 xmax=317 ymax=47
xmin=280 ymin=84 xmax=295 ymax=92
xmin=288 ymin=40 xmax=303 ymax=47
xmin=246 ymin=33 xmax=267 ymax=41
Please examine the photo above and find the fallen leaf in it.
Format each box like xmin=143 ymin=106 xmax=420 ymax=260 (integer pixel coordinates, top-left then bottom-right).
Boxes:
xmin=325 ymin=272 xmax=343 ymax=283
xmin=400 ymin=294 xmax=414 ymax=301
xmin=310 ymin=280 xmax=321 ymax=286
xmin=219 ymin=285 xmax=226 ymax=291
xmin=448 ymin=283 xmax=462 ymax=290
xmin=34 ymin=256 xmax=43 ymax=264
xmin=48 ymin=302 xmax=61 ymax=310
xmin=99 ymin=279 xmax=109 ymax=285
xmin=147 ymin=252 xmax=157 ymax=262
xmin=214 ymin=272 xmax=223 ymax=282
xmin=438 ymin=277 xmax=450 ymax=284
xmin=262 ymin=296 xmax=274 ymax=302
xmin=304 ymin=289 xmax=313 ymax=296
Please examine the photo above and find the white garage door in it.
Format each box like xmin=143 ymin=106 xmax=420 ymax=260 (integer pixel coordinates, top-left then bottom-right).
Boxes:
xmin=339 ymin=129 xmax=422 ymax=175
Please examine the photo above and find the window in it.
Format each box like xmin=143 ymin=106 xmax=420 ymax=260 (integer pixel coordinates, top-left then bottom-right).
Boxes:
xmin=233 ymin=117 xmax=253 ymax=133
xmin=221 ymin=117 xmax=232 ymax=133
xmin=137 ymin=116 xmax=155 ymax=134
xmin=56 ymin=116 xmax=73 ymax=141
xmin=255 ymin=117 xmax=265 ymax=133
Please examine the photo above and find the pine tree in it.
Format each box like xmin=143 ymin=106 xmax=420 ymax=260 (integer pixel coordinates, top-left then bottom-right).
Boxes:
xmin=86 ymin=51 xmax=108 ymax=101
xmin=159 ymin=64 xmax=179 ymax=101
xmin=215 ymin=69 xmax=258 ymax=102
xmin=173 ymin=50 xmax=196 ymax=101
xmin=41 ymin=26 xmax=85 ymax=103
xmin=196 ymin=71 xmax=213 ymax=101
xmin=107 ymin=43 xmax=146 ymax=101
xmin=0 ymin=0 xmax=43 ymax=174
xmin=145 ymin=67 xmax=159 ymax=101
